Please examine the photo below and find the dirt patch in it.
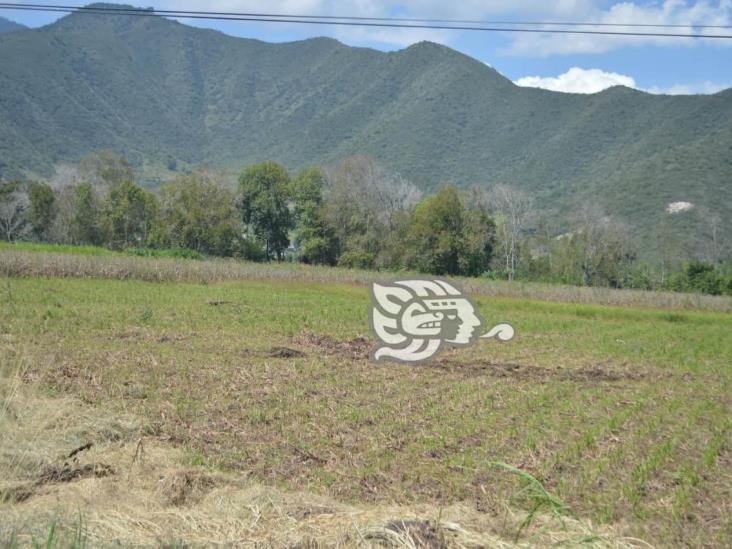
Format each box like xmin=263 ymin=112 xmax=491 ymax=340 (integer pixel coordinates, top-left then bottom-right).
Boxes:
xmin=565 ymin=366 xmax=640 ymax=382
xmin=291 ymin=331 xmax=371 ymax=360
xmin=269 ymin=346 xmax=306 ymax=359
xmin=432 ymin=358 xmax=650 ymax=383
xmin=36 ymin=462 xmax=115 ymax=485
xmin=206 ymin=300 xmax=234 ymax=306
xmin=288 ymin=332 xmax=649 ymax=383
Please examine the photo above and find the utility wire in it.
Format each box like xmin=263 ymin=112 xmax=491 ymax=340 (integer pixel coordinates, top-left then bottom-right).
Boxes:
xmin=1 ymin=2 xmax=731 ymax=39
xmin=2 ymin=2 xmax=732 ymax=29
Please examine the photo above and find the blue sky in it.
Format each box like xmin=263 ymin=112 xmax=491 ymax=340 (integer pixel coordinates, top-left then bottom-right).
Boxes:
xmin=3 ymin=0 xmax=731 ymax=94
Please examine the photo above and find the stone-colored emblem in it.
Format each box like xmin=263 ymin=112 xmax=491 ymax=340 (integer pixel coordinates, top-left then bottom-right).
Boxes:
xmin=369 ymin=279 xmax=514 ymax=363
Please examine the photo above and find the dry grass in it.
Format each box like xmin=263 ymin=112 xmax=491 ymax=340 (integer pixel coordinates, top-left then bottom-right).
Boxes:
xmin=0 ymin=359 xmax=650 ymax=548
xmin=1 ymin=249 xmax=730 ymax=312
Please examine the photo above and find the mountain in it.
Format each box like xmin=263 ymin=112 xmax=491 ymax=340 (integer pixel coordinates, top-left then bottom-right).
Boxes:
xmin=0 ymin=4 xmax=730 ymax=257
xmin=0 ymin=16 xmax=26 ymax=34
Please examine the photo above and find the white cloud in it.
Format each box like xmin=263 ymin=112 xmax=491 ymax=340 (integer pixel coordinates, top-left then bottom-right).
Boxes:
xmin=505 ymin=0 xmax=732 ymax=56
xmin=515 ymin=67 xmax=635 ymax=93
xmin=515 ymin=67 xmax=730 ymax=94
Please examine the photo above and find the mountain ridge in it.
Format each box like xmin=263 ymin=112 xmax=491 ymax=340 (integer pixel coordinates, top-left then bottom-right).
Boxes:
xmin=0 ymin=5 xmax=730 ymax=256
xmin=0 ymin=15 xmax=26 ymax=34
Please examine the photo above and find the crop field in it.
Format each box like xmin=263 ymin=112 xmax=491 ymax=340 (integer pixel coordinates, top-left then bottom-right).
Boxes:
xmin=1 ymin=251 xmax=731 ymax=547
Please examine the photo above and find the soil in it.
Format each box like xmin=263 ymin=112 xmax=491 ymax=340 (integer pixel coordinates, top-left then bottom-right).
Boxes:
xmin=291 ymin=331 xmax=371 ymax=360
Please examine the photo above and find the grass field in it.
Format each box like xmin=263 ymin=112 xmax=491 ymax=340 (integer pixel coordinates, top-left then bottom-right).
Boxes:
xmin=0 ymin=241 xmax=203 ymax=259
xmin=1 ymin=252 xmax=731 ymax=547
xmin=0 ymin=241 xmax=121 ymax=256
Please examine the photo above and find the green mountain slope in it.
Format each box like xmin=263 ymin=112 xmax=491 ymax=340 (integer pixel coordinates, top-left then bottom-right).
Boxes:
xmin=0 ymin=16 xmax=26 ymax=34
xmin=0 ymin=4 xmax=730 ymax=256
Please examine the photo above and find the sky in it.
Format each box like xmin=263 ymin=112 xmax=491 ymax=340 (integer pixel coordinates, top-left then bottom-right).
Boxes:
xmin=2 ymin=0 xmax=731 ymax=94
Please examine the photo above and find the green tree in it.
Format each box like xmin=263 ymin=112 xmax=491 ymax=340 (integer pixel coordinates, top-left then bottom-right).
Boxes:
xmin=376 ymin=209 xmax=413 ymax=270
xmin=158 ymin=172 xmax=241 ymax=256
xmin=460 ymin=209 xmax=496 ymax=276
xmin=406 ymin=185 xmax=462 ymax=275
xmin=403 ymin=185 xmax=495 ymax=276
xmin=101 ymin=180 xmax=158 ymax=249
xmin=290 ymin=168 xmax=338 ymax=265
xmin=70 ymin=182 xmax=102 ymax=245
xmin=238 ymin=161 xmax=292 ymax=260
xmin=27 ymin=182 xmax=56 ymax=240
xmin=669 ymin=261 xmax=723 ymax=295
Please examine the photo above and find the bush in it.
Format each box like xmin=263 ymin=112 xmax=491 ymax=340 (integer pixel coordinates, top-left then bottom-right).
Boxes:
xmin=236 ymin=238 xmax=269 ymax=262
xmin=337 ymin=250 xmax=375 ymax=269
xmin=668 ymin=261 xmax=724 ymax=295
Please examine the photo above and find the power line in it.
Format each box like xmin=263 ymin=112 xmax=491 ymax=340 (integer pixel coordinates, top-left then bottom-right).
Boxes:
xmin=1 ymin=2 xmax=731 ymax=39
xmin=2 ymin=2 xmax=732 ymax=29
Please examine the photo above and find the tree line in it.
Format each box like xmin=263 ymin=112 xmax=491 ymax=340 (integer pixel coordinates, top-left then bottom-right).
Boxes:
xmin=1 ymin=151 xmax=730 ymax=296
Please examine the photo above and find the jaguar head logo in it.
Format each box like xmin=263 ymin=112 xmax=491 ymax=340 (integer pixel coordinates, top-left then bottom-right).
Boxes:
xmin=369 ymin=279 xmax=495 ymax=363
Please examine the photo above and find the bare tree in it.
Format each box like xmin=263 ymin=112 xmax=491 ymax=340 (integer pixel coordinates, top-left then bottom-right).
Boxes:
xmin=698 ymin=208 xmax=726 ymax=266
xmin=488 ymin=184 xmax=533 ymax=280
xmin=322 ymin=156 xmax=421 ymax=229
xmin=0 ymin=182 xmax=29 ymax=242
xmin=564 ymin=203 xmax=634 ymax=287
xmin=47 ymin=184 xmax=77 ymax=243
xmin=79 ymin=150 xmax=134 ymax=187
xmin=464 ymin=186 xmax=494 ymax=216
xmin=323 ymin=156 xmax=422 ymax=242
xmin=48 ymin=163 xmax=82 ymax=190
